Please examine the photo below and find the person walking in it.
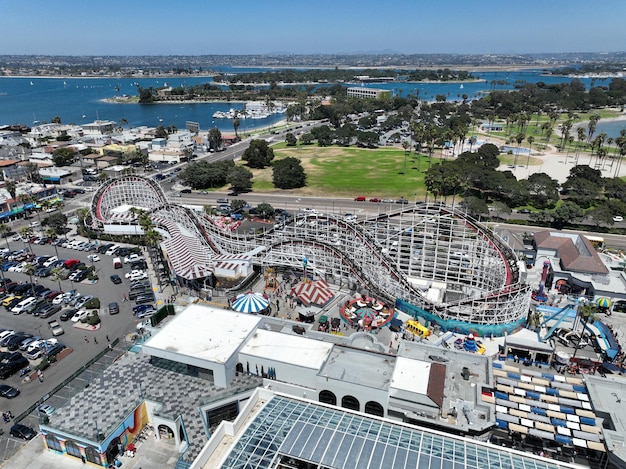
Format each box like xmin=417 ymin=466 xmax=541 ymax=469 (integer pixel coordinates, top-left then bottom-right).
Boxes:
xmin=94 ymin=337 xmax=98 ymax=344
xmin=84 ymin=336 xmax=89 ymax=343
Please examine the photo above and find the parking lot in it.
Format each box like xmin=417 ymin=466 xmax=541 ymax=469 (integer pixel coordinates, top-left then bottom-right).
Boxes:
xmin=0 ymin=235 xmax=164 ymax=453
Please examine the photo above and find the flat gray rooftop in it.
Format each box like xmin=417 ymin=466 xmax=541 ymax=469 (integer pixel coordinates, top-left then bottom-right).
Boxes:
xmin=320 ymin=346 xmax=395 ymax=390
xmin=44 ymin=351 xmax=262 ymax=462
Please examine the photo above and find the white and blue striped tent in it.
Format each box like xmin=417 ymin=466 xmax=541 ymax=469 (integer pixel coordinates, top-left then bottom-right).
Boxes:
xmin=232 ymin=292 xmax=270 ymax=313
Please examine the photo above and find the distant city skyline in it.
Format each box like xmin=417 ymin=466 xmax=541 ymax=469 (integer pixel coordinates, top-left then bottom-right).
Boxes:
xmin=2 ymin=0 xmax=625 ymax=56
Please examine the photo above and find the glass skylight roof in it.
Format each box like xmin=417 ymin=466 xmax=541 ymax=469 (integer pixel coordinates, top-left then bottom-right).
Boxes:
xmin=221 ymin=396 xmax=572 ymax=469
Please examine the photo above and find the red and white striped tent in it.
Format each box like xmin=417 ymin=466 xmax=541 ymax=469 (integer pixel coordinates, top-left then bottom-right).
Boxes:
xmin=289 ymin=279 xmax=334 ymax=307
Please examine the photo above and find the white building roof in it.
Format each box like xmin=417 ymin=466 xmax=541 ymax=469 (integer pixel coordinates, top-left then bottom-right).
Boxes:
xmin=390 ymin=356 xmax=430 ymax=395
xmin=240 ymin=329 xmax=333 ymax=370
xmin=142 ymin=304 xmax=262 ymax=364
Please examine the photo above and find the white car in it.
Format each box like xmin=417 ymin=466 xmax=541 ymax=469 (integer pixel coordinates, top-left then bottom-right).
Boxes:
xmin=71 ymin=309 xmax=89 ymax=322
xmin=87 ymin=254 xmax=100 ymax=262
xmin=27 ymin=338 xmax=58 ymax=353
xmin=43 ymin=256 xmax=58 ymax=268
xmin=125 ymin=270 xmax=148 ymax=281
xmin=124 ymin=254 xmax=144 ymax=264
xmin=613 ymin=216 xmax=624 ymax=222
xmin=52 ymin=294 xmax=66 ymax=305
xmin=11 ymin=297 xmax=37 ymax=314
xmin=38 ymin=404 xmax=56 ymax=416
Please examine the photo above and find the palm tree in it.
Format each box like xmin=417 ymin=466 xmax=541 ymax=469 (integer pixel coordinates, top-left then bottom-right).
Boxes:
xmin=45 ymin=227 xmax=59 ymax=258
xmin=22 ymin=262 xmax=37 ymax=298
xmin=401 ymin=141 xmax=409 ymax=174
xmin=514 ymin=133 xmax=525 ymax=167
xmin=50 ymin=266 xmax=65 ymax=293
xmin=233 ymin=112 xmax=241 ymax=139
xmin=575 ymin=127 xmax=586 ymax=165
xmin=144 ymin=228 xmax=162 ymax=248
xmin=525 ymin=135 xmax=534 ymax=169
xmin=0 ymin=224 xmax=10 ymax=251
xmin=5 ymin=180 xmax=17 ymax=202
xmin=19 ymin=227 xmax=33 ymax=253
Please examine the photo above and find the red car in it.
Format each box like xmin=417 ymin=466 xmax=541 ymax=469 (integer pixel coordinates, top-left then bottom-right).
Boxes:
xmin=45 ymin=290 xmax=63 ymax=301
xmin=354 ymin=196 xmax=366 ymax=201
xmin=63 ymin=259 xmax=80 ymax=269
xmin=369 ymin=197 xmax=381 ymax=203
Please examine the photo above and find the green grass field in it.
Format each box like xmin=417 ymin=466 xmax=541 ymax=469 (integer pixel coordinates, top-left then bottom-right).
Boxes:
xmin=252 ymin=144 xmax=437 ymax=198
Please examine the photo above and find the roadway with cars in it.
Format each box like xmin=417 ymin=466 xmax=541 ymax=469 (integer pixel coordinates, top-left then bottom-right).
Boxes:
xmin=0 ymin=236 xmax=160 ymax=442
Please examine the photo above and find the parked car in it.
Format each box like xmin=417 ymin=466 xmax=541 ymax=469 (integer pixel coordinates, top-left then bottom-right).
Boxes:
xmin=6 ymin=334 xmax=32 ymax=351
xmin=133 ymin=304 xmax=154 ymax=314
xmin=97 ymin=243 xmax=114 ymax=254
xmin=38 ymin=304 xmax=62 ymax=319
xmin=354 ymin=196 xmax=366 ymax=201
xmin=124 ymin=254 xmax=144 ymax=264
xmin=45 ymin=343 xmax=66 ymax=358
xmin=71 ymin=309 xmax=89 ymax=322
xmin=74 ymin=295 xmax=94 ymax=308
xmin=0 ymin=384 xmax=20 ymax=398
xmin=46 ymin=291 xmax=63 ymax=301
xmin=129 ymin=288 xmax=152 ymax=300
xmin=369 ymin=197 xmax=382 ymax=202
xmin=42 ymin=256 xmax=58 ymax=268
xmin=10 ymin=423 xmax=36 ymax=440
xmin=59 ymin=308 xmax=78 ymax=322
xmin=87 ymin=254 xmax=100 ymax=262
xmin=0 ymin=356 xmax=29 ymax=379
xmin=125 ymin=270 xmax=148 ymax=281
xmin=134 ymin=292 xmax=156 ymax=304
xmin=11 ymin=297 xmax=37 ymax=314
xmin=38 ymin=404 xmax=56 ymax=416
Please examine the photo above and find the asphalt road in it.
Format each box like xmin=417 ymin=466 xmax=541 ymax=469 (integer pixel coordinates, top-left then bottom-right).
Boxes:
xmin=0 ymin=237 xmax=157 ymax=436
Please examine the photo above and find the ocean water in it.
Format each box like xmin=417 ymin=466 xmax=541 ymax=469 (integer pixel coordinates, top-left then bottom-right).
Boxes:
xmin=594 ymin=118 xmax=626 ymax=139
xmin=0 ymin=69 xmax=598 ymax=132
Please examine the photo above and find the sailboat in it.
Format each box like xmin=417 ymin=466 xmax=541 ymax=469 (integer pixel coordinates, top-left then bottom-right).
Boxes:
xmin=459 ymin=84 xmax=464 ymax=89
xmin=30 ymin=81 xmax=34 ymax=86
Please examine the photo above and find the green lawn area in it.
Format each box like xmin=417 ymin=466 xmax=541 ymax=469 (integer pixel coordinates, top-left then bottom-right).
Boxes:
xmin=251 ymin=144 xmax=438 ymax=199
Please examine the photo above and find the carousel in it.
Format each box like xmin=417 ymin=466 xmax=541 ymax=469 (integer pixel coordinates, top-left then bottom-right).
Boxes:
xmin=340 ymin=294 xmax=393 ymax=331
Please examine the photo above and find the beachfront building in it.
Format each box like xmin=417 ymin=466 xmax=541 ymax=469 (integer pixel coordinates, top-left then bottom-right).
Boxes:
xmin=193 ymin=390 xmax=586 ymax=469
xmin=81 ymin=120 xmax=116 ymax=136
xmin=347 ymin=87 xmax=391 ymax=99
xmin=40 ymin=303 xmax=497 ymax=467
xmin=38 ymin=166 xmax=79 ymax=185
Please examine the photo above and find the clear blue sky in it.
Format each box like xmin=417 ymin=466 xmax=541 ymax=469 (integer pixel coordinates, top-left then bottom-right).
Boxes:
xmin=2 ymin=0 xmax=625 ymax=56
